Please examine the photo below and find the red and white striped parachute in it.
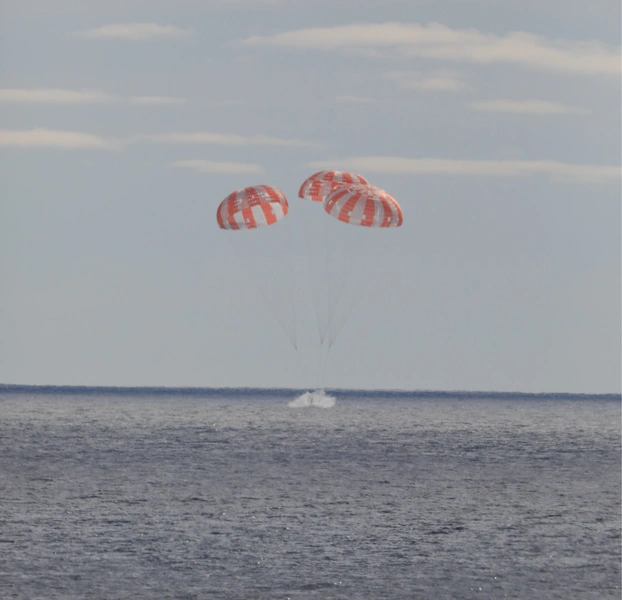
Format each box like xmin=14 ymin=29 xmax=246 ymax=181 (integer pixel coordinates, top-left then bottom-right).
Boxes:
xmin=215 ymin=174 xmax=404 ymax=367
xmin=217 ymin=185 xmax=288 ymax=230
xmin=324 ymin=184 xmax=403 ymax=227
xmin=298 ymin=170 xmax=369 ymax=202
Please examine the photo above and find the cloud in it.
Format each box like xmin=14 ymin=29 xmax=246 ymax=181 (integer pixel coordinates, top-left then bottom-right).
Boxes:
xmin=149 ymin=132 xmax=249 ymax=145
xmin=385 ymin=70 xmax=466 ymax=92
xmin=139 ymin=132 xmax=319 ymax=148
xmin=0 ymin=88 xmax=186 ymax=106
xmin=308 ymin=157 xmax=621 ymax=184
xmin=242 ymin=23 xmax=621 ymax=76
xmin=75 ymin=22 xmax=192 ymax=41
xmin=336 ymin=95 xmax=377 ymax=104
xmin=0 ymin=129 xmax=115 ymax=150
xmin=170 ymin=160 xmax=264 ymax=174
xmin=469 ymin=99 xmax=590 ymax=115
xmin=251 ymin=134 xmax=319 ymax=148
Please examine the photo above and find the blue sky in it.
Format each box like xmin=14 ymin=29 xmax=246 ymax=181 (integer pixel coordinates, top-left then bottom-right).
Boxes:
xmin=1 ymin=0 xmax=620 ymax=392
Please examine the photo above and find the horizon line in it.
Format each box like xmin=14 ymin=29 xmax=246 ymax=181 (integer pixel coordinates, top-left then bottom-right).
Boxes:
xmin=0 ymin=383 xmax=619 ymax=400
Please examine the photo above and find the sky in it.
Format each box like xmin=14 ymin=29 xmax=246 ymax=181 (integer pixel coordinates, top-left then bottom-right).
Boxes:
xmin=1 ymin=0 xmax=620 ymax=393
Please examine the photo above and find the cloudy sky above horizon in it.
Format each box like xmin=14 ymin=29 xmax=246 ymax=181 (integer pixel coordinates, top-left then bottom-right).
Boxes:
xmin=1 ymin=0 xmax=620 ymax=393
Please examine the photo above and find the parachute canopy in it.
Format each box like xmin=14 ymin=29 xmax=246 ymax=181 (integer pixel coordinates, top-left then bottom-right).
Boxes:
xmin=217 ymin=185 xmax=289 ymax=230
xmin=298 ymin=170 xmax=369 ymax=202
xmin=324 ymin=184 xmax=403 ymax=227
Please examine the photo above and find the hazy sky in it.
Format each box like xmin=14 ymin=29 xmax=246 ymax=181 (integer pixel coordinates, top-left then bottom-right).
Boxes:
xmin=1 ymin=0 xmax=620 ymax=393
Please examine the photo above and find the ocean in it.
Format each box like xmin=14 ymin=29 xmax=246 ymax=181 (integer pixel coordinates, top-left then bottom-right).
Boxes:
xmin=0 ymin=386 xmax=620 ymax=599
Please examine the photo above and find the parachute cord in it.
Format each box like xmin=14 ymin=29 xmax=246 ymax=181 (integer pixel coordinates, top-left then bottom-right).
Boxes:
xmin=225 ymin=230 xmax=298 ymax=351
xmin=317 ymin=336 xmax=332 ymax=389
xmin=323 ymin=212 xmax=332 ymax=345
xmin=284 ymin=217 xmax=298 ymax=351
xmin=315 ymin=336 xmax=325 ymax=390
xmin=326 ymin=226 xmax=367 ymax=347
xmin=301 ymin=208 xmax=324 ymax=346
xmin=314 ymin=339 xmax=321 ymax=390
xmin=284 ymin=217 xmax=318 ymax=388
xmin=327 ymin=231 xmax=378 ymax=349
xmin=328 ymin=271 xmax=372 ymax=349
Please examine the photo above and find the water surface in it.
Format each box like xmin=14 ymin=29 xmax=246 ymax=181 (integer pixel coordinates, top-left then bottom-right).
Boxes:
xmin=1 ymin=387 xmax=619 ymax=599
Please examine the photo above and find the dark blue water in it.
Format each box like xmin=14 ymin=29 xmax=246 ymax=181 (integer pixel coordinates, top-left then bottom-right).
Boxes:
xmin=1 ymin=386 xmax=620 ymax=599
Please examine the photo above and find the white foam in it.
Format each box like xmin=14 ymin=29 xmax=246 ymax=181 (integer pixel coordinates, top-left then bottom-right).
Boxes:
xmin=288 ymin=389 xmax=336 ymax=408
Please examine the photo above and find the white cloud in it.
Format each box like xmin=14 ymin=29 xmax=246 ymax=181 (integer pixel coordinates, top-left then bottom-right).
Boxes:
xmin=150 ymin=132 xmax=248 ymax=145
xmin=251 ymin=134 xmax=319 ymax=148
xmin=139 ymin=132 xmax=319 ymax=148
xmin=385 ymin=70 xmax=466 ymax=92
xmin=171 ymin=160 xmax=264 ymax=174
xmin=469 ymin=99 xmax=590 ymax=115
xmin=0 ymin=129 xmax=115 ymax=150
xmin=336 ymin=95 xmax=377 ymax=104
xmin=308 ymin=157 xmax=621 ymax=184
xmin=242 ymin=23 xmax=621 ymax=76
xmin=0 ymin=88 xmax=186 ymax=106
xmin=75 ymin=22 xmax=192 ymax=41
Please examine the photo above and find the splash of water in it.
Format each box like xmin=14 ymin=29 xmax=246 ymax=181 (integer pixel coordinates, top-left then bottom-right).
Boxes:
xmin=288 ymin=389 xmax=336 ymax=408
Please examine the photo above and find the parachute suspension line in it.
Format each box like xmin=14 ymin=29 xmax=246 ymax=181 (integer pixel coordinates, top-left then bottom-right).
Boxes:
xmin=283 ymin=217 xmax=298 ymax=351
xmin=327 ymin=230 xmax=381 ymax=349
xmin=326 ymin=250 xmax=355 ymax=345
xmin=306 ymin=214 xmax=332 ymax=390
xmin=285 ymin=217 xmax=319 ymax=389
xmin=328 ymin=230 xmax=402 ymax=355
xmin=322 ymin=213 xmax=331 ymax=345
xmin=225 ymin=231 xmax=298 ymax=351
xmin=326 ymin=227 xmax=367 ymax=349
xmin=328 ymin=264 xmax=373 ymax=349
xmin=301 ymin=210 xmax=324 ymax=346
xmin=314 ymin=339 xmax=322 ymax=390
xmin=317 ymin=336 xmax=332 ymax=389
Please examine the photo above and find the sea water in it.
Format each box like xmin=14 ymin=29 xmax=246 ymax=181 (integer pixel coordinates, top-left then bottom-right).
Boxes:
xmin=0 ymin=387 xmax=619 ymax=599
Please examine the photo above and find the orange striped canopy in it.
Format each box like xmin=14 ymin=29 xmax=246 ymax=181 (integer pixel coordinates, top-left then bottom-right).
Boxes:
xmin=298 ymin=170 xmax=369 ymax=202
xmin=324 ymin=185 xmax=403 ymax=228
xmin=217 ymin=185 xmax=289 ymax=230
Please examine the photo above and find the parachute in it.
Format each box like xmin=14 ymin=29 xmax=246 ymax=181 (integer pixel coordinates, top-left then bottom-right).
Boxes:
xmin=217 ymin=185 xmax=288 ymax=230
xmin=217 ymin=184 xmax=297 ymax=352
xmin=318 ymin=184 xmax=403 ymax=352
xmin=324 ymin=184 xmax=403 ymax=228
xmin=298 ymin=170 xmax=368 ymax=202
xmin=216 ymin=175 xmax=403 ymax=389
